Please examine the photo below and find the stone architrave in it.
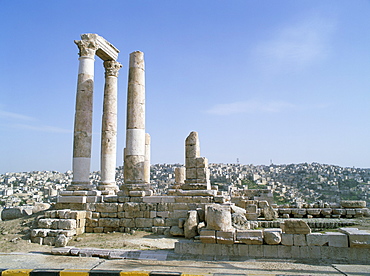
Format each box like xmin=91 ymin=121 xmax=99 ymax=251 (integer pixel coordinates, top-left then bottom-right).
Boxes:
xmin=69 ymin=34 xmax=120 ymax=191
xmin=98 ymin=60 xmax=122 ymax=193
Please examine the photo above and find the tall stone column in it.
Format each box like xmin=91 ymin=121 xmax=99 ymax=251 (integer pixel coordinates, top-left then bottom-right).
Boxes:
xmin=70 ymin=37 xmax=98 ymax=190
xmin=98 ymin=60 xmax=122 ymax=193
xmin=121 ymin=51 xmax=151 ymax=196
xmin=144 ymin=133 xmax=151 ymax=184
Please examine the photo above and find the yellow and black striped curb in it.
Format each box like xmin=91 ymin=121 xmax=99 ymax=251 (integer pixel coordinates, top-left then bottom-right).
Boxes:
xmin=0 ymin=269 xmax=207 ymax=276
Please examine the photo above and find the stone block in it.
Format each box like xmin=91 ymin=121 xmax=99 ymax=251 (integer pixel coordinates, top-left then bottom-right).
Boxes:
xmin=339 ymin=228 xmax=370 ymax=248
xmin=100 ymin=212 xmax=110 ymax=218
xmin=205 ymin=204 xmax=233 ymax=231
xmin=95 ymin=203 xmax=118 ymax=213
xmin=278 ymin=208 xmax=292 ymax=214
xmin=263 ymin=228 xmax=282 ymax=245
xmin=58 ymin=219 xmax=77 ymax=230
xmin=281 ymin=233 xmax=294 ymax=246
xmin=123 ymin=202 xmax=140 ymax=212
xmin=245 ymin=213 xmax=259 ymax=220
xmin=245 ymin=204 xmax=257 ymax=213
xmin=165 ymin=218 xmax=179 ymax=227
xmin=172 ymin=203 xmax=189 ymax=210
xmin=196 ymin=168 xmax=208 ymax=179
xmin=200 ymin=229 xmax=216 ymax=244
xmin=171 ymin=209 xmax=189 ymax=219
xmin=135 ymin=218 xmax=153 ymax=228
xmin=86 ymin=196 xmax=101 ymax=203
xmin=307 ymin=246 xmax=321 ymax=259
xmin=185 ymin=157 xmax=197 ymax=168
xmin=120 ymin=218 xmax=135 ymax=228
xmin=93 ymin=227 xmax=104 ymax=233
xmin=153 ymin=218 xmax=165 ymax=227
xmin=306 ymin=233 xmax=328 ymax=246
xmin=156 ymin=211 xmax=170 ymax=218
xmin=341 ymin=200 xmax=366 ymax=208
xmin=307 ymin=208 xmax=321 ymax=216
xmin=92 ymin=212 xmax=100 ymax=218
xmin=236 ymin=230 xmax=263 ymax=245
xmin=277 ymin=245 xmax=292 ymax=258
xmin=282 ymin=220 xmax=311 ymax=234
xmin=216 ymin=230 xmax=235 ymax=244
xmin=196 ymin=157 xmax=208 ymax=168
xmin=98 ymin=218 xmax=120 ymax=228
xmin=263 ymin=245 xmax=278 ymax=258
xmin=325 ymin=232 xmax=348 ymax=247
xmin=186 ymin=168 xmax=197 ymax=179
xmin=103 ymin=195 xmax=118 ymax=203
xmin=170 ymin=226 xmax=184 ymax=236
xmin=293 ymin=234 xmax=307 ymax=246
xmin=42 ymin=236 xmax=55 ymax=246
xmin=125 ymin=210 xmax=143 ymax=218
xmin=248 ymin=244 xmax=263 ymax=257
xmin=321 ymin=208 xmax=332 ymax=216
xmin=346 ymin=209 xmax=356 ymax=215
xmin=157 ymin=203 xmax=169 ymax=212
xmin=117 ymin=212 xmax=125 ymax=218
xmin=57 ymin=196 xmax=86 ymax=203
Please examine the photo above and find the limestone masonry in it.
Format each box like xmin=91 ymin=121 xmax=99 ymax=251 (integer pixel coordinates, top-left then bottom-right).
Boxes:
xmin=15 ymin=33 xmax=370 ymax=263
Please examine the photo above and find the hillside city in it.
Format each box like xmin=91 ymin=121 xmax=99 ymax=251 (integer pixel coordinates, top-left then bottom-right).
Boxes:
xmin=0 ymin=163 xmax=369 ymax=209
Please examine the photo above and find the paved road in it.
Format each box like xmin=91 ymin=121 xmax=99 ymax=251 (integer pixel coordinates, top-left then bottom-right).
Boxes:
xmin=0 ymin=251 xmax=369 ymax=275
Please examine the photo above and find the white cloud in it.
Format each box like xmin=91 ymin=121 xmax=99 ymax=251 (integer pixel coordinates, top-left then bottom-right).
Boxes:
xmin=0 ymin=108 xmax=71 ymax=133
xmin=0 ymin=110 xmax=35 ymax=121
xmin=255 ymin=14 xmax=335 ymax=70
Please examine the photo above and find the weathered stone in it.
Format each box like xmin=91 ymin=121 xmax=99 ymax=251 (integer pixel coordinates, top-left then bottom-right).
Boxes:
xmin=282 ymin=220 xmax=311 ymax=234
xmin=281 ymin=233 xmax=294 ymax=246
xmin=340 ymin=200 xmax=366 ymax=208
xmin=263 ymin=205 xmax=278 ymax=221
xmin=200 ymin=229 xmax=216 ymax=244
xmin=325 ymin=232 xmax=348 ymax=247
xmin=293 ymin=234 xmax=307 ymax=246
xmin=339 ymin=228 xmax=370 ymax=248
xmin=58 ymin=219 xmax=77 ymax=230
xmin=205 ymin=204 xmax=233 ymax=231
xmin=55 ymin=234 xmax=69 ymax=247
xmin=231 ymin=213 xmax=250 ymax=230
xmin=306 ymin=233 xmax=328 ymax=246
xmin=263 ymin=228 xmax=282 ymax=245
xmin=236 ymin=230 xmax=263 ymax=245
xmin=184 ymin=210 xmax=199 ymax=239
xmin=170 ymin=226 xmax=184 ymax=236
xmin=98 ymin=218 xmax=120 ymax=228
xmin=216 ymin=230 xmax=235 ymax=244
xmin=246 ymin=204 xmax=257 ymax=214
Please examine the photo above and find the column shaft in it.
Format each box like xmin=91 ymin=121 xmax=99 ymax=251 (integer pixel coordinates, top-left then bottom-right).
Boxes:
xmin=70 ymin=39 xmax=97 ymax=190
xmin=99 ymin=61 xmax=122 ymax=192
xmin=124 ymin=51 xmax=146 ymax=185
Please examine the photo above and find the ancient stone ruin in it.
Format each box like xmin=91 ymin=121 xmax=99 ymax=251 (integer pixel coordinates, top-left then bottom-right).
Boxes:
xmin=30 ymin=34 xmax=370 ymax=263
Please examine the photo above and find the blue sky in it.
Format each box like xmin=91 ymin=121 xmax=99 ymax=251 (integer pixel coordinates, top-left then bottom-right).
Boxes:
xmin=1 ymin=0 xmax=369 ymax=173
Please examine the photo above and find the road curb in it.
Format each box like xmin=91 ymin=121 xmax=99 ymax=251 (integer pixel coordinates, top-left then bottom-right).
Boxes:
xmin=0 ymin=270 xmax=206 ymax=276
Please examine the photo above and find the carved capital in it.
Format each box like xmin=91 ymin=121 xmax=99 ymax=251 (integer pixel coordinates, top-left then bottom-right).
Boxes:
xmin=104 ymin=60 xmax=123 ymax=77
xmin=75 ymin=39 xmax=98 ymax=58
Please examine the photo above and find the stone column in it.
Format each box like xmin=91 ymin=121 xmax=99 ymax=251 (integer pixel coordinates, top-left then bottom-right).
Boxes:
xmin=121 ymin=51 xmax=149 ymax=194
xmin=144 ymin=133 xmax=151 ymax=184
xmin=184 ymin=131 xmax=211 ymax=190
xmin=70 ymin=37 xmax=98 ymax=190
xmin=98 ymin=60 xmax=122 ymax=193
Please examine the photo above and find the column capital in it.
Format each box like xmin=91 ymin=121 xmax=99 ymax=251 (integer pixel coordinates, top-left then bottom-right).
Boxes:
xmin=74 ymin=39 xmax=98 ymax=58
xmin=104 ymin=60 xmax=123 ymax=77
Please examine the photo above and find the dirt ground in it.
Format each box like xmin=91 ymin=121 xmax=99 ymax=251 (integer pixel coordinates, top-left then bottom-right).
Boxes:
xmin=0 ymin=213 xmax=369 ymax=254
xmin=0 ymin=213 xmax=184 ymax=253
